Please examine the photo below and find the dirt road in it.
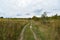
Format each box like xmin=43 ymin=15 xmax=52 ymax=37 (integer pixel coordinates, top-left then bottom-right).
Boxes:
xmin=18 ymin=23 xmax=29 ymax=40
xmin=30 ymin=23 xmax=39 ymax=40
xmin=18 ymin=22 xmax=40 ymax=40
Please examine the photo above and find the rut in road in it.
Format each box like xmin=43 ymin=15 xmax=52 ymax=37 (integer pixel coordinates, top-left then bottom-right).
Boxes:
xmin=18 ymin=22 xmax=41 ymax=40
xmin=18 ymin=24 xmax=29 ymax=40
xmin=30 ymin=23 xmax=40 ymax=40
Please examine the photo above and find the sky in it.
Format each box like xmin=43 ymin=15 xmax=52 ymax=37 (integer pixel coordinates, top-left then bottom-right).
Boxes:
xmin=0 ymin=0 xmax=60 ymax=18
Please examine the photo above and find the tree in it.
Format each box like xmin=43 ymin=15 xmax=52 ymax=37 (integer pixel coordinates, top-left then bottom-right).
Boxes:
xmin=53 ymin=14 xmax=58 ymax=19
xmin=41 ymin=12 xmax=48 ymax=24
xmin=32 ymin=16 xmax=39 ymax=21
xmin=0 ymin=17 xmax=3 ymax=18
xmin=41 ymin=12 xmax=47 ymax=18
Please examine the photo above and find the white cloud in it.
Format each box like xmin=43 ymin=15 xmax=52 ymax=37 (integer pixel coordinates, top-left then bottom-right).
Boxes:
xmin=0 ymin=0 xmax=60 ymax=18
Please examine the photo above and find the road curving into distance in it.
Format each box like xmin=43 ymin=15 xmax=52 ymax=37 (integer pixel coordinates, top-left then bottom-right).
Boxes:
xmin=18 ymin=21 xmax=41 ymax=40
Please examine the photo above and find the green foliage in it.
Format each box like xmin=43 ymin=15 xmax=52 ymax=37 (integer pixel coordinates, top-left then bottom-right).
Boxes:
xmin=0 ymin=17 xmax=3 ymax=18
xmin=41 ymin=12 xmax=48 ymax=24
xmin=52 ymin=14 xmax=58 ymax=19
xmin=32 ymin=16 xmax=40 ymax=21
xmin=28 ymin=18 xmax=31 ymax=20
xmin=41 ymin=12 xmax=47 ymax=18
xmin=50 ymin=14 xmax=60 ymax=19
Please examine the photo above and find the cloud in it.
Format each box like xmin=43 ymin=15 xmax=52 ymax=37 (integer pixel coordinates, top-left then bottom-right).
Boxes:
xmin=25 ymin=13 xmax=31 ymax=15
xmin=33 ymin=9 xmax=43 ymax=15
xmin=16 ymin=14 xmax=22 ymax=16
xmin=0 ymin=0 xmax=60 ymax=18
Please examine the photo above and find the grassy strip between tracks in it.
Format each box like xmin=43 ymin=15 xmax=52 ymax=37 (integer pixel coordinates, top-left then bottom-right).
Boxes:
xmin=23 ymin=23 xmax=35 ymax=40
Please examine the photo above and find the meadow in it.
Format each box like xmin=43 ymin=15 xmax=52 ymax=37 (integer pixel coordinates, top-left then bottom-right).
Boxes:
xmin=0 ymin=16 xmax=60 ymax=40
xmin=0 ymin=18 xmax=29 ymax=40
xmin=32 ymin=18 xmax=60 ymax=40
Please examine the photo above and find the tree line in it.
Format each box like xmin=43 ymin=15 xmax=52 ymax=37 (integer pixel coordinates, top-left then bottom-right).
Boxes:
xmin=32 ymin=12 xmax=60 ymax=20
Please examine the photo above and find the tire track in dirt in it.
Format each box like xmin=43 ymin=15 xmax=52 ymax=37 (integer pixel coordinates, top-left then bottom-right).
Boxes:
xmin=18 ymin=23 xmax=29 ymax=40
xmin=30 ymin=22 xmax=40 ymax=40
xmin=18 ymin=22 xmax=41 ymax=40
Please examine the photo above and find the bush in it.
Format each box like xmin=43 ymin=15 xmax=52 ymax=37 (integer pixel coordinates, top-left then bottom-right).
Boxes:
xmin=32 ymin=16 xmax=39 ymax=21
xmin=0 ymin=17 xmax=3 ymax=18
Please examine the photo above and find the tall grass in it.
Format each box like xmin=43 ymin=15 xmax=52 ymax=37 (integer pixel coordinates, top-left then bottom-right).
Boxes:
xmin=0 ymin=18 xmax=28 ymax=40
xmin=32 ymin=19 xmax=60 ymax=40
